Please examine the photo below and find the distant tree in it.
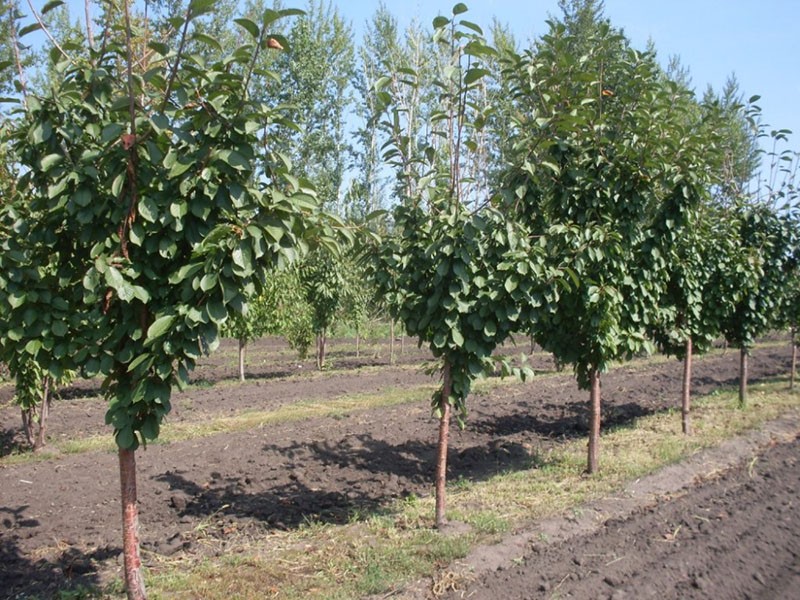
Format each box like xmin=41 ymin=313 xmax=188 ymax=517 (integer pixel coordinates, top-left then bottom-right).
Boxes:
xmin=270 ymin=0 xmax=355 ymax=212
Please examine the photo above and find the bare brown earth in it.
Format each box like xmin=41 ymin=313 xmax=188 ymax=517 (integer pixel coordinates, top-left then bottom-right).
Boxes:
xmin=438 ymin=418 xmax=800 ymax=600
xmin=0 ymin=337 xmax=794 ymax=599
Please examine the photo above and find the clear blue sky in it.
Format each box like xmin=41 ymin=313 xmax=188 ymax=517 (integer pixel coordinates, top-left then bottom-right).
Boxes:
xmin=340 ymin=0 xmax=799 ymax=147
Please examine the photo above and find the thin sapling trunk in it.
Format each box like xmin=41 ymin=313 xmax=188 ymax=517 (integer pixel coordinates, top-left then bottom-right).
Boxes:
xmin=316 ymin=329 xmax=327 ymax=370
xmin=435 ymin=359 xmax=453 ymax=529
xmin=791 ymin=328 xmax=797 ymax=391
xmin=390 ymin=320 xmax=395 ymax=365
xmin=587 ymin=368 xmax=601 ymax=474
xmin=119 ymin=447 xmax=146 ymax=600
xmin=681 ymin=337 xmax=693 ymax=435
xmin=739 ymin=347 xmax=749 ymax=408
xmin=238 ymin=337 xmax=246 ymax=382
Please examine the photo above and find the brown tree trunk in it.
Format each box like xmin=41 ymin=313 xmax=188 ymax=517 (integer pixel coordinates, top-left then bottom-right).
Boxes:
xmin=739 ymin=347 xmax=748 ymax=408
xmin=316 ymin=329 xmax=327 ymax=370
xmin=400 ymin=332 xmax=405 ymax=355
xmin=791 ymin=328 xmax=797 ymax=391
xmin=587 ymin=369 xmax=601 ymax=474
xmin=21 ymin=408 xmax=34 ymax=449
xmin=119 ymin=447 xmax=146 ymax=600
xmin=681 ymin=338 xmax=693 ymax=435
xmin=389 ymin=320 xmax=396 ymax=365
xmin=355 ymin=325 xmax=360 ymax=359
xmin=238 ymin=337 xmax=246 ymax=383
xmin=435 ymin=359 xmax=453 ymax=529
xmin=33 ymin=377 xmax=51 ymax=450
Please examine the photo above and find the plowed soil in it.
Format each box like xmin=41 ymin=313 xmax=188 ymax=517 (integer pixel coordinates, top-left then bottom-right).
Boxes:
xmin=0 ymin=337 xmax=795 ymax=599
xmin=441 ymin=425 xmax=800 ymax=600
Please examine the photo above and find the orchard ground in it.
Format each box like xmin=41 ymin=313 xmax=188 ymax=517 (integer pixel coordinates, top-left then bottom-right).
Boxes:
xmin=0 ymin=334 xmax=797 ymax=599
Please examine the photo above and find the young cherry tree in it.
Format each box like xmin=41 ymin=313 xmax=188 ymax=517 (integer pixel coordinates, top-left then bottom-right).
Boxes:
xmin=375 ymin=4 xmax=553 ymax=528
xmin=0 ymin=2 xmax=332 ymax=598
xmin=499 ymin=6 xmax=713 ymax=473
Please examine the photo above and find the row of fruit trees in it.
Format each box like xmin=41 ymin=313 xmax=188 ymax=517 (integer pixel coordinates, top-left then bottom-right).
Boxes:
xmin=0 ymin=1 xmax=798 ymax=598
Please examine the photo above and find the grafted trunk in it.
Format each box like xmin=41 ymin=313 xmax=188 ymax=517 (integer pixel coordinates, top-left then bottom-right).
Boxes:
xmin=587 ymin=369 xmax=601 ymax=474
xmin=434 ymin=359 xmax=453 ymax=529
xmin=119 ymin=447 xmax=146 ymax=600
xmin=681 ymin=338 xmax=693 ymax=435
xmin=739 ymin=347 xmax=749 ymax=408
xmin=238 ymin=337 xmax=246 ymax=382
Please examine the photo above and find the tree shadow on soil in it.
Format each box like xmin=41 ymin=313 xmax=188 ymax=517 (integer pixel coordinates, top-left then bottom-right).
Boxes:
xmin=153 ymin=398 xmax=653 ymax=538
xmin=0 ymin=505 xmax=118 ymax=598
xmin=0 ymin=427 xmax=23 ymax=458
xmin=470 ymin=401 xmax=653 ymax=440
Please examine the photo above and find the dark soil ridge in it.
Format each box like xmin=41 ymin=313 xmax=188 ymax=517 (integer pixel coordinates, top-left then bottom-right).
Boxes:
xmin=428 ymin=411 xmax=800 ymax=600
xmin=0 ymin=344 xmax=793 ymax=598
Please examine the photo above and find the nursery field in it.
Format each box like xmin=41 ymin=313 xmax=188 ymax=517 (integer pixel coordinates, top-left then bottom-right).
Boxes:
xmin=0 ymin=336 xmax=797 ymax=599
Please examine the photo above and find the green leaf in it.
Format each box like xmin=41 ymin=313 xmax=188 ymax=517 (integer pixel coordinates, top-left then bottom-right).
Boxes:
xmin=18 ymin=23 xmax=42 ymax=38
xmin=452 ymin=3 xmax=468 ymax=15
xmin=192 ymin=32 xmax=222 ymax=52
xmin=40 ymin=153 xmax=63 ymax=171
xmin=146 ymin=315 xmax=176 ymax=342
xmin=141 ymin=415 xmax=160 ymax=441
xmin=464 ymin=68 xmax=489 ymax=86
xmin=41 ymin=0 xmax=65 ymax=15
xmin=116 ymin=427 xmax=137 ymax=450
xmin=433 ymin=16 xmax=449 ymax=28
xmin=73 ymin=188 xmax=91 ymax=207
xmin=451 ymin=327 xmax=465 ymax=347
xmin=206 ymin=300 xmax=227 ymax=324
xmin=234 ymin=18 xmax=260 ymax=40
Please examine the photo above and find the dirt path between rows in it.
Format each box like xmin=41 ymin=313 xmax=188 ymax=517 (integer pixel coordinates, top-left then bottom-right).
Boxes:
xmin=0 ymin=343 xmax=794 ymax=598
xmin=438 ymin=415 xmax=800 ymax=600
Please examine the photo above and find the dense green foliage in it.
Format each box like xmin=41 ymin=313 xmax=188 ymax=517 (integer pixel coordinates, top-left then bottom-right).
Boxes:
xmin=500 ymin=13 xmax=714 ymax=389
xmin=0 ymin=3 xmax=328 ymax=450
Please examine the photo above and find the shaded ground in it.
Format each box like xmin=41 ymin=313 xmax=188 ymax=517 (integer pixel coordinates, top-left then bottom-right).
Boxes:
xmin=442 ymin=425 xmax=800 ymax=600
xmin=0 ymin=340 xmax=793 ymax=598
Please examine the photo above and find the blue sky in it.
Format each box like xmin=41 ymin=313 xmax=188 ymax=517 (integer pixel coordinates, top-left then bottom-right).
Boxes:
xmin=340 ymin=0 xmax=799 ymax=147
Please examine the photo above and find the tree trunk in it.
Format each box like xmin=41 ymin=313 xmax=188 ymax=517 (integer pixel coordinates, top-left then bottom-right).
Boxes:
xmin=739 ymin=347 xmax=748 ymax=408
xmin=119 ymin=447 xmax=146 ymax=600
xmin=316 ymin=329 xmax=327 ymax=370
xmin=530 ymin=333 xmax=535 ymax=355
xmin=791 ymin=327 xmax=797 ymax=391
xmin=21 ymin=408 xmax=34 ymax=449
xmin=400 ymin=332 xmax=405 ymax=355
xmin=34 ymin=377 xmax=51 ymax=450
xmin=389 ymin=320 xmax=395 ymax=365
xmin=681 ymin=338 xmax=693 ymax=435
xmin=238 ymin=338 xmax=246 ymax=383
xmin=587 ymin=368 xmax=601 ymax=474
xmin=355 ymin=325 xmax=360 ymax=359
xmin=435 ymin=359 xmax=452 ymax=529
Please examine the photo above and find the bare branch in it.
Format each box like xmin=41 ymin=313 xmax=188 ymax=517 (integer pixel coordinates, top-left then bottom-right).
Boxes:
xmin=24 ymin=0 xmax=73 ymax=64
